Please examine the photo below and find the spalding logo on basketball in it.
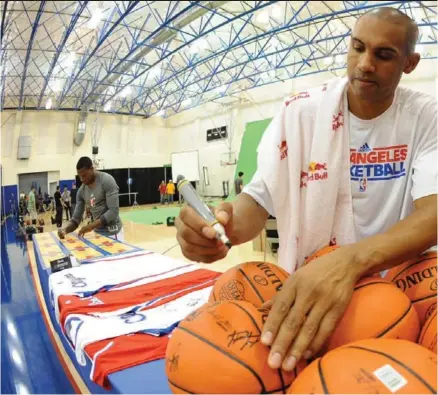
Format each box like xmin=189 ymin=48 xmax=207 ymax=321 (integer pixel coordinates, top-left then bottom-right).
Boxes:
xmin=384 ymin=251 xmax=437 ymax=326
xmin=209 ymin=261 xmax=289 ymax=307
xmin=219 ymin=280 xmax=245 ymax=301
xmin=393 ymin=266 xmax=437 ymax=293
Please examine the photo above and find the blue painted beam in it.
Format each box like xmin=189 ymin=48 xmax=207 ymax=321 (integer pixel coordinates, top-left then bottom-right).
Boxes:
xmin=1 ymin=0 xmax=8 ymax=44
xmin=57 ymin=0 xmax=141 ymax=106
xmin=123 ymin=0 xmax=277 ymax=112
xmin=136 ymin=26 xmax=438 ymax=117
xmin=37 ymin=1 xmax=89 ymax=108
xmin=18 ymin=1 xmax=47 ymax=109
xmin=78 ymin=1 xmax=201 ymax=107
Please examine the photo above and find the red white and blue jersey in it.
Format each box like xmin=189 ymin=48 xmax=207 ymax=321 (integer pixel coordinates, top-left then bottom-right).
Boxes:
xmin=49 ymin=251 xmax=209 ymax=321
xmin=64 ymin=283 xmax=214 ymax=366
xmin=58 ymin=268 xmax=220 ymax=326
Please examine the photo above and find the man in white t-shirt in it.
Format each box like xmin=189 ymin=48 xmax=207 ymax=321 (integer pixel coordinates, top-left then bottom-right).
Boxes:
xmin=175 ymin=8 xmax=437 ymax=372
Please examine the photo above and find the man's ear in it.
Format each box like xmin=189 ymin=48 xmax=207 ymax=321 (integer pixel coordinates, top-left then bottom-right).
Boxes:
xmin=403 ymin=53 xmax=420 ymax=74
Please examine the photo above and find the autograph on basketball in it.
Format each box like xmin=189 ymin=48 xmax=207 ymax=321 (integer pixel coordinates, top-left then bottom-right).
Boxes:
xmin=167 ymin=353 xmax=180 ymax=373
xmin=227 ymin=330 xmax=260 ymax=350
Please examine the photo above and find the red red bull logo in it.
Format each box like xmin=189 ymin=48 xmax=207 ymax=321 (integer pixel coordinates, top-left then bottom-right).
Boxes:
xmin=285 ymin=91 xmax=310 ymax=106
xmin=278 ymin=140 xmax=288 ymax=160
xmin=301 ymin=162 xmax=328 ymax=188
xmin=300 ymin=171 xmax=308 ymax=188
xmin=332 ymin=110 xmax=344 ymax=132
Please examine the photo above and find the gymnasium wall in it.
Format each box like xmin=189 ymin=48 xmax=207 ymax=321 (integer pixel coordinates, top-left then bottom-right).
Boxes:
xmin=1 ymin=111 xmax=169 ymax=187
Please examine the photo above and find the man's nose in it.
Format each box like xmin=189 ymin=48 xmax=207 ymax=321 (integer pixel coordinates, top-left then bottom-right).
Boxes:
xmin=357 ymin=51 xmax=376 ymax=74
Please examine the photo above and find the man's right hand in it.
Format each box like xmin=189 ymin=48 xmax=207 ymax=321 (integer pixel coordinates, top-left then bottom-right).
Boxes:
xmin=58 ymin=228 xmax=66 ymax=239
xmin=175 ymin=203 xmax=233 ymax=263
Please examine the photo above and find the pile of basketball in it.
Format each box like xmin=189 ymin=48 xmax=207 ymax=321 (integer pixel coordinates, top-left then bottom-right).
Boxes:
xmin=165 ymin=245 xmax=437 ymax=394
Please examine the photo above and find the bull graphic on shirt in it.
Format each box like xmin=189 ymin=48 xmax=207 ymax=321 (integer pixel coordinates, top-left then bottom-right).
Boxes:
xmin=278 ymin=140 xmax=288 ymax=160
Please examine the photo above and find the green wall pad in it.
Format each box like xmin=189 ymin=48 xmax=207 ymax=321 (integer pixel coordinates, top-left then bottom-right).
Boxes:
xmin=227 ymin=117 xmax=272 ymax=201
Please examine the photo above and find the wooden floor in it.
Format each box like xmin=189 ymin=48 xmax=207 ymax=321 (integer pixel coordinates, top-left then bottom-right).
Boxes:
xmin=33 ymin=203 xmax=277 ymax=273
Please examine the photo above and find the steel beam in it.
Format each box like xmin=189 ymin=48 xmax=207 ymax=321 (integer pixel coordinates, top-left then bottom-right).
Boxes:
xmin=37 ymin=1 xmax=89 ymax=108
xmin=58 ymin=0 xmax=141 ymax=106
xmin=18 ymin=1 xmax=46 ymax=109
xmin=1 ymin=0 xmax=8 ymax=44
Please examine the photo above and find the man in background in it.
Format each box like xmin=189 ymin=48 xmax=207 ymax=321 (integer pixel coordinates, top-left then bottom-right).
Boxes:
xmin=27 ymin=186 xmax=37 ymax=220
xmin=166 ymin=180 xmax=175 ymax=204
xmin=53 ymin=186 xmax=63 ymax=228
xmin=61 ymin=186 xmax=72 ymax=220
xmin=70 ymin=183 xmax=78 ymax=215
xmin=234 ymin=171 xmax=244 ymax=195
xmin=58 ymin=156 xmax=123 ymax=240
xmin=158 ymin=181 xmax=166 ymax=204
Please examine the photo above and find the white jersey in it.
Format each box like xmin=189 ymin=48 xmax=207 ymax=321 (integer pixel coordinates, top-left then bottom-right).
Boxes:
xmin=64 ymin=284 xmax=213 ymax=366
xmin=49 ymin=251 xmax=204 ymax=322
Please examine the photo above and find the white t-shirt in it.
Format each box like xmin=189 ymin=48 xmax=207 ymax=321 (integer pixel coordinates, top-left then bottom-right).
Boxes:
xmin=244 ymin=86 xmax=437 ymax=242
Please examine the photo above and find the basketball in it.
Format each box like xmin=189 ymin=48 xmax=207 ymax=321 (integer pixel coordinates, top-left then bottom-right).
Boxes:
xmin=326 ymin=277 xmax=420 ymax=351
xmin=384 ymin=250 xmax=437 ymax=325
xmin=208 ymin=261 xmax=289 ymax=307
xmin=418 ymin=308 xmax=437 ymax=354
xmin=165 ymin=300 xmax=304 ymax=394
xmin=287 ymin=338 xmax=437 ymax=394
xmin=303 ymin=244 xmax=340 ymax=265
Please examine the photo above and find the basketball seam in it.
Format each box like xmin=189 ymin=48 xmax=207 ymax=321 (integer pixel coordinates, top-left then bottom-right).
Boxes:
xmin=346 ymin=345 xmax=437 ymax=394
xmin=178 ymin=326 xmax=267 ymax=393
xmin=277 ymin=368 xmax=286 ymax=394
xmin=238 ymin=268 xmax=265 ymax=304
xmin=411 ymin=294 xmax=437 ymax=304
xmin=389 ymin=256 xmax=436 ymax=281
xmin=375 ymin=303 xmax=413 ymax=338
xmin=353 ymin=280 xmax=390 ymax=291
xmin=418 ymin=309 xmax=437 ymax=344
xmin=317 ymin=358 xmax=330 ymax=394
xmin=168 ymin=378 xmax=194 ymax=394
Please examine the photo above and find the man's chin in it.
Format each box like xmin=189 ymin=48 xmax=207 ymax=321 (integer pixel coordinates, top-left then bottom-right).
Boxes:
xmin=349 ymin=85 xmax=378 ymax=101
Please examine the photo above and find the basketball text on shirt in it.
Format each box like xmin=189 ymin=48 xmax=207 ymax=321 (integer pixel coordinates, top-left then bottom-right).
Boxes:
xmin=350 ymin=144 xmax=407 ymax=181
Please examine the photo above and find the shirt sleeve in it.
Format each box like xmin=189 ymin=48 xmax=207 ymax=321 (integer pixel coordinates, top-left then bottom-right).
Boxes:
xmin=101 ymin=175 xmax=120 ymax=225
xmin=71 ymin=188 xmax=85 ymax=225
xmin=411 ymin=104 xmax=438 ymax=201
xmin=242 ymin=170 xmax=275 ymax=217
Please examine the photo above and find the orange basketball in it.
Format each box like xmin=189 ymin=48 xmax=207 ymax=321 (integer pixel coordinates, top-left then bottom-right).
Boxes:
xmin=208 ymin=262 xmax=289 ymax=307
xmin=303 ymin=244 xmax=340 ymax=265
xmin=384 ymin=250 xmax=437 ymax=326
xmin=419 ymin=308 xmax=437 ymax=354
xmin=287 ymin=338 xmax=437 ymax=394
xmin=326 ymin=277 xmax=420 ymax=351
xmin=166 ymin=301 xmax=304 ymax=394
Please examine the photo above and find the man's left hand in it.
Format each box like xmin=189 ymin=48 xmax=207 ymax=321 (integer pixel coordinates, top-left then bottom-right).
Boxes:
xmin=261 ymin=247 xmax=362 ymax=372
xmin=78 ymin=224 xmax=93 ymax=237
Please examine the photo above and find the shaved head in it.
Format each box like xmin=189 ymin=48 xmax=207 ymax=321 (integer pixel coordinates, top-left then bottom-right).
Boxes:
xmin=359 ymin=7 xmax=419 ymax=54
xmin=346 ymin=7 xmax=421 ymax=119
